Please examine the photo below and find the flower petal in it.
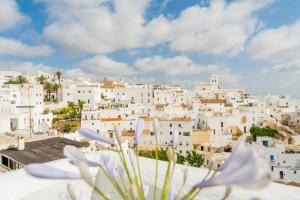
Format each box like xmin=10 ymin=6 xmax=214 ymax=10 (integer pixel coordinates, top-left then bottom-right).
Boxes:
xmin=26 ymin=164 xmax=80 ymax=179
xmin=79 ymin=128 xmax=115 ymax=145
xmin=77 ymin=161 xmax=94 ymax=186
xmin=64 ymin=145 xmax=99 ymax=167
xmin=135 ymin=119 xmax=145 ymax=144
xmin=218 ymin=135 xmax=247 ymax=171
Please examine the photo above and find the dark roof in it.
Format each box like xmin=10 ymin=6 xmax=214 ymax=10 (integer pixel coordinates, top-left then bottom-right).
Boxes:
xmin=0 ymin=137 xmax=89 ymax=165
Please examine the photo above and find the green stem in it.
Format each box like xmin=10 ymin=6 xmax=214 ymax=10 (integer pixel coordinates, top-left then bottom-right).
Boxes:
xmin=120 ymin=176 xmax=129 ymax=194
xmin=99 ymin=166 xmax=128 ymax=200
xmin=161 ymin=160 xmax=172 ymax=200
xmin=136 ymin=148 xmax=145 ymax=195
xmin=154 ymin=135 xmax=159 ymax=200
xmin=93 ymin=187 xmax=110 ymax=200
xmin=117 ymin=147 xmax=133 ymax=184
xmin=134 ymin=175 xmax=145 ymax=200
xmin=182 ymin=187 xmax=198 ymax=200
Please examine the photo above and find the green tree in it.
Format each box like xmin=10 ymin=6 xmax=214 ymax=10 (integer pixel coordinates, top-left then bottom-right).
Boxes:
xmin=56 ymin=71 xmax=62 ymax=85
xmin=36 ymin=75 xmax=47 ymax=85
xmin=44 ymin=82 xmax=53 ymax=102
xmin=63 ymin=123 xmax=76 ymax=133
xmin=52 ymin=83 xmax=60 ymax=101
xmin=250 ymin=126 xmax=279 ymax=141
xmin=5 ymin=75 xmax=28 ymax=84
xmin=77 ymin=100 xmax=86 ymax=119
xmin=185 ymin=151 xmax=204 ymax=167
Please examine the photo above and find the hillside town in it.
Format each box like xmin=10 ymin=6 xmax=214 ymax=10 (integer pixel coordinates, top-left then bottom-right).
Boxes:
xmin=0 ymin=70 xmax=299 ymax=185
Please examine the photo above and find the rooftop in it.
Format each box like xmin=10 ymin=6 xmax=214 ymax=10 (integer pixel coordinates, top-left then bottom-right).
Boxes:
xmin=0 ymin=137 xmax=89 ymax=165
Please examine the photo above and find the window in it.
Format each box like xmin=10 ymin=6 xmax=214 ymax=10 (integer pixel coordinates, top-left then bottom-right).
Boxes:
xmin=178 ymin=124 xmax=182 ymax=128
xmin=271 ymin=166 xmax=274 ymax=171
xmin=170 ymin=124 xmax=172 ymax=127
xmin=270 ymin=155 xmax=274 ymax=161
xmin=2 ymin=156 xmax=8 ymax=167
xmin=221 ymin=122 xmax=223 ymax=128
xmin=170 ymin=131 xmax=172 ymax=135
xmin=294 ymin=171 xmax=297 ymax=174
xmin=262 ymin=140 xmax=268 ymax=147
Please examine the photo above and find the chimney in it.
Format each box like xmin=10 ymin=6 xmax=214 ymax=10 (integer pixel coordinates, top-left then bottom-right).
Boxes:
xmin=17 ymin=136 xmax=25 ymax=150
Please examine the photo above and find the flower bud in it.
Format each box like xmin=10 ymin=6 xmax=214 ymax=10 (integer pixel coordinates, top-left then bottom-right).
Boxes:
xmin=67 ymin=183 xmax=77 ymax=200
xmin=183 ymin=168 xmax=188 ymax=185
xmin=167 ymin=147 xmax=176 ymax=162
xmin=129 ymin=184 xmax=138 ymax=200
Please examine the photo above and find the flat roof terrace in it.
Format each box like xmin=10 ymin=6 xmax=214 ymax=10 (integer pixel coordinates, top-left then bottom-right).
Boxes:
xmin=0 ymin=137 xmax=89 ymax=169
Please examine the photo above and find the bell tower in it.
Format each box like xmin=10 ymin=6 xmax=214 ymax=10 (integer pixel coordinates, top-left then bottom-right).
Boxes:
xmin=211 ymin=74 xmax=219 ymax=85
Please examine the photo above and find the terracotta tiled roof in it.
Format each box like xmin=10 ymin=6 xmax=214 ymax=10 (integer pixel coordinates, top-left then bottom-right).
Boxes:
xmin=100 ymin=117 xmax=123 ymax=122
xmin=200 ymin=99 xmax=225 ymax=104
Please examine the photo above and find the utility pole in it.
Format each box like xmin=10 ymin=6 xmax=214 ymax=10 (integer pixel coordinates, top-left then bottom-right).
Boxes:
xmin=28 ymin=85 xmax=33 ymax=137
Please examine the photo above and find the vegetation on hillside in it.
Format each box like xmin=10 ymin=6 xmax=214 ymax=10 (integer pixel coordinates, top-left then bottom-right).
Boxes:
xmin=250 ymin=126 xmax=280 ymax=141
xmin=138 ymin=149 xmax=204 ymax=167
xmin=5 ymin=76 xmax=28 ymax=84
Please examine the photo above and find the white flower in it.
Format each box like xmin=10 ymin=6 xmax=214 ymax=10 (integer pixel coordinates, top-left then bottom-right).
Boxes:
xmin=78 ymin=161 xmax=94 ymax=186
xmin=173 ymin=130 xmax=179 ymax=149
xmin=79 ymin=128 xmax=115 ymax=145
xmin=64 ymin=145 xmax=99 ymax=167
xmin=25 ymin=164 xmax=81 ymax=179
xmin=195 ymin=135 xmax=271 ymax=189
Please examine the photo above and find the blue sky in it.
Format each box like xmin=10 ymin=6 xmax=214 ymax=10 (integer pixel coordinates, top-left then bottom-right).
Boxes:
xmin=0 ymin=0 xmax=300 ymax=97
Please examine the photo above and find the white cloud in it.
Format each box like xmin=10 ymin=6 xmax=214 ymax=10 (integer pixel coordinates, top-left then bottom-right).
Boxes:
xmin=0 ymin=0 xmax=26 ymax=31
xmin=134 ymin=55 xmax=217 ymax=76
xmin=37 ymin=0 xmax=272 ymax=55
xmin=248 ymin=20 xmax=300 ymax=75
xmin=248 ymin=20 xmax=300 ymax=63
xmin=78 ymin=55 xmax=135 ymax=78
xmin=0 ymin=60 xmax=53 ymax=73
xmin=76 ymin=55 xmax=241 ymax=85
xmin=0 ymin=37 xmax=54 ymax=57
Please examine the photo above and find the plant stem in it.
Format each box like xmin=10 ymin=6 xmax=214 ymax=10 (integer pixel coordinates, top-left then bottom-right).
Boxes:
xmin=93 ymin=186 xmax=110 ymax=200
xmin=161 ymin=159 xmax=172 ymax=200
xmin=182 ymin=187 xmax=198 ymax=200
xmin=154 ymin=134 xmax=159 ymax=200
xmin=117 ymin=147 xmax=133 ymax=184
xmin=136 ymin=148 xmax=145 ymax=195
xmin=99 ymin=166 xmax=128 ymax=200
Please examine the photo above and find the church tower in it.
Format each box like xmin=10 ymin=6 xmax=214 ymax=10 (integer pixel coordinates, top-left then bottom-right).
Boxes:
xmin=210 ymin=74 xmax=219 ymax=85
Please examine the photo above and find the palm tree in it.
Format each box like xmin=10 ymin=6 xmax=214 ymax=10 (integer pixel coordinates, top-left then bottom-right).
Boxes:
xmin=77 ymin=100 xmax=86 ymax=119
xmin=16 ymin=76 xmax=28 ymax=84
xmin=52 ymin=83 xmax=60 ymax=102
xmin=36 ymin=75 xmax=47 ymax=85
xmin=56 ymin=71 xmax=62 ymax=85
xmin=44 ymin=82 xmax=53 ymax=102
xmin=5 ymin=76 xmax=28 ymax=84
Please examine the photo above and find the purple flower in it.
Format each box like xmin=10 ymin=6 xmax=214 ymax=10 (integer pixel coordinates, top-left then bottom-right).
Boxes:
xmin=168 ymin=188 xmax=175 ymax=200
xmin=102 ymin=155 xmax=115 ymax=177
xmin=64 ymin=145 xmax=99 ymax=167
xmin=128 ymin=149 xmax=136 ymax=172
xmin=117 ymin=164 xmax=125 ymax=178
xmin=79 ymin=128 xmax=115 ymax=145
xmin=135 ymin=119 xmax=145 ymax=144
xmin=25 ymin=164 xmax=81 ymax=179
xmin=194 ymin=136 xmax=271 ymax=189
xmin=218 ymin=135 xmax=247 ymax=171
